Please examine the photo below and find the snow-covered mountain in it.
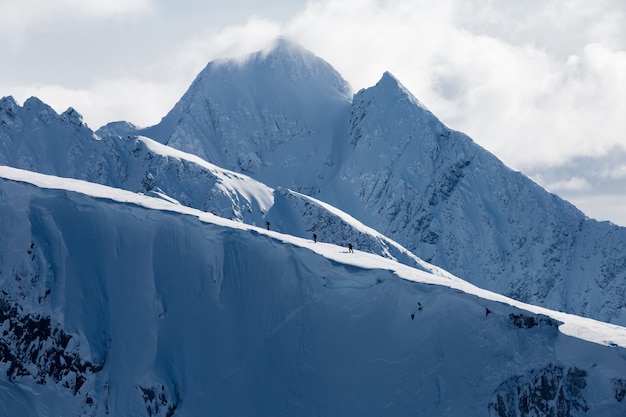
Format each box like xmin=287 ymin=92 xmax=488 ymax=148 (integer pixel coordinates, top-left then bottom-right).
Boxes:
xmin=2 ymin=166 xmax=626 ymax=416
xmin=136 ymin=37 xmax=352 ymax=195
xmin=335 ymin=71 xmax=626 ymax=324
xmin=3 ymin=39 xmax=626 ymax=325
xmin=4 ymin=37 xmax=626 ymax=415
xmin=0 ymin=94 xmax=438 ymax=271
xmin=122 ymin=39 xmax=626 ymax=325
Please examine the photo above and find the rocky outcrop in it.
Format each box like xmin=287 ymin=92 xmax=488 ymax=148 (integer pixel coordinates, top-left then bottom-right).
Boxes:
xmin=489 ymin=364 xmax=588 ymax=417
xmin=0 ymin=296 xmax=102 ymax=394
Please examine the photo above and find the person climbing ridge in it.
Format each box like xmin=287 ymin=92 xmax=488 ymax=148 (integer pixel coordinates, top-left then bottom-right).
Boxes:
xmin=348 ymin=243 xmax=353 ymax=253
xmin=313 ymin=233 xmax=317 ymax=243
xmin=265 ymin=221 xmax=270 ymax=230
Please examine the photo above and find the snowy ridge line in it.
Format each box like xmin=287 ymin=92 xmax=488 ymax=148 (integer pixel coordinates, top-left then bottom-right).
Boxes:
xmin=286 ymin=188 xmax=457 ymax=279
xmin=137 ymin=136 xmax=275 ymax=212
xmin=0 ymin=165 xmax=243 ymax=230
xmin=137 ymin=136 xmax=274 ymax=212
xmin=2 ymin=164 xmax=626 ymax=349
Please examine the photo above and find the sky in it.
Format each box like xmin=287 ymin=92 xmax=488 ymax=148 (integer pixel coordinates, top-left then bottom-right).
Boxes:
xmin=1 ymin=0 xmax=625 ymax=226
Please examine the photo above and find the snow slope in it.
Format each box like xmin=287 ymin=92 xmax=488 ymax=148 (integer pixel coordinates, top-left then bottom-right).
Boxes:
xmin=2 ymin=166 xmax=626 ymax=416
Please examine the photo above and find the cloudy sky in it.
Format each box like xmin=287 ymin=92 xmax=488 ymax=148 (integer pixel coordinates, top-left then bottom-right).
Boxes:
xmin=1 ymin=0 xmax=625 ymax=225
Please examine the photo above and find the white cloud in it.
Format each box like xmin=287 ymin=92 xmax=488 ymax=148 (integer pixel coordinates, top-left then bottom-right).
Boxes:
xmin=256 ymin=0 xmax=626 ymax=171
xmin=6 ymin=78 xmax=181 ymax=129
xmin=0 ymin=0 xmax=153 ymax=33
xmin=544 ymin=177 xmax=592 ymax=193
xmin=80 ymin=0 xmax=622 ymax=173
xmin=176 ymin=17 xmax=283 ymax=70
xmin=600 ymin=164 xmax=626 ymax=180
xmin=2 ymin=0 xmax=625 ymax=174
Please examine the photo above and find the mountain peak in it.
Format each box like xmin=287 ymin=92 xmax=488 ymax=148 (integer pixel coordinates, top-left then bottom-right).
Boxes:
xmin=380 ymin=70 xmax=399 ymax=83
xmin=156 ymin=37 xmax=352 ymax=123
xmin=142 ymin=38 xmax=353 ymax=181
xmin=0 ymin=96 xmax=18 ymax=118
xmin=246 ymin=37 xmax=352 ymax=96
xmin=0 ymin=96 xmax=19 ymax=129
xmin=375 ymin=71 xmax=431 ymax=113
xmin=23 ymin=96 xmax=51 ymax=111
xmin=264 ymin=36 xmax=308 ymax=57
xmin=0 ymin=95 xmax=17 ymax=109
xmin=61 ymin=107 xmax=88 ymax=130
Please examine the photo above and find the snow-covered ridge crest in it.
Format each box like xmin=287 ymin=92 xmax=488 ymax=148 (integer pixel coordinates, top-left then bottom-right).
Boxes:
xmin=138 ymin=136 xmax=274 ymax=213
xmin=2 ymin=165 xmax=626 ymax=350
xmin=270 ymin=187 xmax=457 ymax=278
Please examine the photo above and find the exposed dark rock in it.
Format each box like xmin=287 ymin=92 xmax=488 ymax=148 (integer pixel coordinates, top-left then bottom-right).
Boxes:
xmin=138 ymin=384 xmax=178 ymax=417
xmin=0 ymin=296 xmax=102 ymax=395
xmin=488 ymin=364 xmax=588 ymax=417
xmin=613 ymin=378 xmax=626 ymax=402
xmin=509 ymin=313 xmax=560 ymax=329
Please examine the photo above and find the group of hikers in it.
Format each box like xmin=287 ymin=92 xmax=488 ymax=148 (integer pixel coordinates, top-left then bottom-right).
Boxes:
xmin=265 ymin=223 xmax=354 ymax=253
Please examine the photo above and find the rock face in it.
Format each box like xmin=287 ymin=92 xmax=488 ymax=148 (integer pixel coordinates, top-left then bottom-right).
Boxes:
xmin=0 ymin=296 xmax=101 ymax=394
xmin=489 ymin=365 xmax=589 ymax=417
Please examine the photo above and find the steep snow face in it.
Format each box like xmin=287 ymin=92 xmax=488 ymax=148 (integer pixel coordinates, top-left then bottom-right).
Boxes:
xmin=2 ymin=173 xmax=626 ymax=416
xmin=333 ymin=72 xmax=626 ymax=325
xmin=323 ymin=71 xmax=449 ymax=224
xmin=141 ymin=38 xmax=353 ymax=192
